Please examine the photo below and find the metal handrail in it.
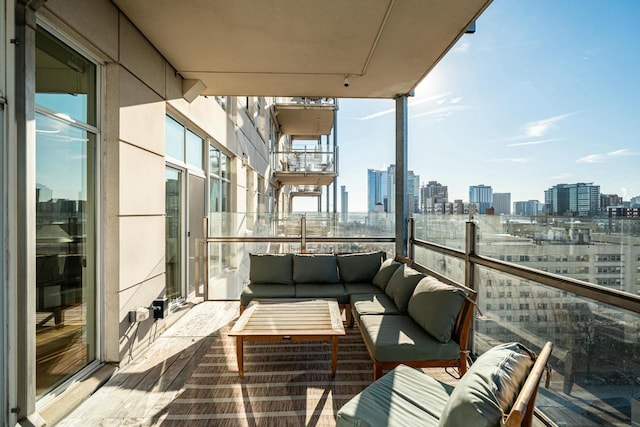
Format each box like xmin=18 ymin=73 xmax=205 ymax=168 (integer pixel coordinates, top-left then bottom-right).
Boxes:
xmin=411 ymin=228 xmax=640 ymax=315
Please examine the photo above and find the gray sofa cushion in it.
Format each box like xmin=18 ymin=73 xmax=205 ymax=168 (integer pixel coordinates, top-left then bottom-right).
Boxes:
xmin=336 ymin=364 xmax=452 ymax=427
xmin=359 ymin=314 xmax=460 ymax=362
xmin=343 ymin=282 xmax=384 ymax=295
xmin=408 ymin=277 xmax=465 ymax=343
xmin=350 ymin=293 xmax=402 ymax=317
xmin=295 ymin=284 xmax=349 ymax=304
xmin=337 ymin=251 xmax=384 ymax=283
xmin=249 ymin=253 xmax=293 ymax=285
xmin=384 ymin=265 xmax=425 ymax=312
xmin=438 ymin=342 xmax=535 ymax=427
xmin=293 ymin=254 xmax=340 ymax=284
xmin=240 ymin=284 xmax=296 ymax=306
xmin=372 ymin=258 xmax=402 ymax=290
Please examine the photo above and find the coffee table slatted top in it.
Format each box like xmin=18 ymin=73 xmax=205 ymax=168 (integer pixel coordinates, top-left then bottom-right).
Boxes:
xmin=229 ymin=299 xmax=345 ymax=337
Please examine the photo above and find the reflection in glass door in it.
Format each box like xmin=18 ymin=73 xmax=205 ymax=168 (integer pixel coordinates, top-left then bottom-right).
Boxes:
xmin=165 ymin=167 xmax=182 ymax=301
xmin=35 ymin=28 xmax=97 ymax=397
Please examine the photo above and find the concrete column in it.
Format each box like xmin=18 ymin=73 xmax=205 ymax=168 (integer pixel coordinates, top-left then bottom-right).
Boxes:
xmin=333 ymin=106 xmax=338 ymax=214
xmin=14 ymin=1 xmax=44 ymax=425
xmin=394 ymin=95 xmax=408 ymax=256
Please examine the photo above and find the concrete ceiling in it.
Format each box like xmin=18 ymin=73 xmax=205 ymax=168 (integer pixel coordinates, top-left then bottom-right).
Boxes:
xmin=112 ymin=0 xmax=492 ymax=99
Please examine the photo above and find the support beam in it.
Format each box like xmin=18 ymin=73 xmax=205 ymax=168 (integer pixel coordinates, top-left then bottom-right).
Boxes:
xmin=333 ymin=107 xmax=338 ymax=214
xmin=394 ymin=95 xmax=408 ymax=256
xmin=15 ymin=2 xmax=45 ymax=425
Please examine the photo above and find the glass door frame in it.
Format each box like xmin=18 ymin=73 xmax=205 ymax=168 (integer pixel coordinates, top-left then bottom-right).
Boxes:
xmin=165 ymin=163 xmax=188 ymax=308
xmin=33 ymin=20 xmax=104 ymax=408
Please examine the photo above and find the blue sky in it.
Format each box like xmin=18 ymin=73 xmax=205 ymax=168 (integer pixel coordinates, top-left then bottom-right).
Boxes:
xmin=296 ymin=1 xmax=640 ymax=212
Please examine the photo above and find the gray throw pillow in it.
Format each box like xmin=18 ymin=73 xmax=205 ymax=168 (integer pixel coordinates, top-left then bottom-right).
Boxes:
xmin=249 ymin=253 xmax=293 ymax=285
xmin=371 ymin=258 xmax=402 ymax=290
xmin=384 ymin=264 xmax=425 ymax=312
xmin=438 ymin=342 xmax=535 ymax=427
xmin=407 ymin=276 xmax=465 ymax=343
xmin=337 ymin=252 xmax=384 ymax=283
xmin=293 ymin=254 xmax=340 ymax=284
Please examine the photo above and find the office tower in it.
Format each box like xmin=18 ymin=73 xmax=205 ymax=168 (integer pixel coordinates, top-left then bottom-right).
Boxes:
xmin=492 ymin=193 xmax=511 ymax=215
xmin=341 ymin=185 xmax=348 ymax=222
xmin=368 ymin=166 xmax=418 ymax=213
xmin=421 ymin=181 xmax=448 ymax=214
xmin=544 ymin=183 xmax=600 ymax=216
xmin=600 ymin=194 xmax=623 ymax=211
xmin=513 ymin=200 xmax=542 ymax=216
xmin=367 ymin=169 xmax=388 ymax=212
xmin=469 ymin=184 xmax=493 ymax=214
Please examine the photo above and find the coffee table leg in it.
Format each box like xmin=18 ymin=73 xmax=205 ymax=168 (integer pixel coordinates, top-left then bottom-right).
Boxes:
xmin=236 ymin=336 xmax=244 ymax=377
xmin=331 ymin=336 xmax=338 ymax=377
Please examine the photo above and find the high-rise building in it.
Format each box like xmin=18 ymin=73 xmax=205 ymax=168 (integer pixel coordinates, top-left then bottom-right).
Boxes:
xmin=421 ymin=181 xmax=448 ymax=214
xmin=601 ymin=194 xmax=623 ymax=211
xmin=544 ymin=183 xmax=600 ymax=216
xmin=368 ymin=166 xmax=419 ymax=213
xmin=341 ymin=185 xmax=348 ymax=221
xmin=631 ymin=196 xmax=640 ymax=208
xmin=367 ymin=169 xmax=388 ymax=212
xmin=469 ymin=184 xmax=493 ymax=214
xmin=513 ymin=200 xmax=543 ymax=216
xmin=492 ymin=193 xmax=511 ymax=215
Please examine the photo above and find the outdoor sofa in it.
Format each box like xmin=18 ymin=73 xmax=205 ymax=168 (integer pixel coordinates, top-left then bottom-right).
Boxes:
xmin=241 ymin=252 xmax=477 ymax=379
xmin=336 ymin=341 xmax=554 ymax=427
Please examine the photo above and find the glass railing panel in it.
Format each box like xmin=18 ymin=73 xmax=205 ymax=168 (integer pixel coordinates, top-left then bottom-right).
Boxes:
xmin=474 ymin=265 xmax=640 ymax=426
xmin=272 ymin=149 xmax=336 ymax=173
xmin=413 ymin=246 xmax=465 ymax=284
xmin=474 ymin=215 xmax=640 ymax=297
xmin=412 ymin=214 xmax=468 ymax=249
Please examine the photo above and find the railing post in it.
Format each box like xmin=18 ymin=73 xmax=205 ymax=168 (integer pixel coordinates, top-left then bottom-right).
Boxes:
xmin=203 ymin=216 xmax=209 ymax=300
xmin=465 ymin=221 xmax=477 ymax=291
xmin=407 ymin=217 xmax=415 ymax=261
xmin=301 ymin=215 xmax=307 ymax=253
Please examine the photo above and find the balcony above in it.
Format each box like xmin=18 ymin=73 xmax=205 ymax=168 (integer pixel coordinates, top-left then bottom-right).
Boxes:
xmin=273 ymin=149 xmax=336 ymax=187
xmin=111 ymin=0 xmax=492 ymax=99
xmin=274 ymin=98 xmax=336 ymax=140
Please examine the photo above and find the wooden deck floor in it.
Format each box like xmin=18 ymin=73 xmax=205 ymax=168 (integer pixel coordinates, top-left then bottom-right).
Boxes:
xmin=54 ymin=300 xmax=544 ymax=426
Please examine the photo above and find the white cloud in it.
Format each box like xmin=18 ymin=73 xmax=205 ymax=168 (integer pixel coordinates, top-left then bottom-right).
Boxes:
xmin=449 ymin=97 xmax=463 ymax=104
xmin=507 ymin=137 xmax=567 ymax=147
xmin=523 ymin=112 xmax=577 ymax=138
xmin=358 ymin=92 xmax=450 ymax=120
xmin=577 ymin=148 xmax=636 ymax=163
xmin=410 ymin=105 xmax=471 ymax=119
xmin=488 ymin=157 xmax=531 ymax=163
xmin=454 ymin=40 xmax=470 ymax=53
xmin=577 ymin=154 xmax=605 ymax=163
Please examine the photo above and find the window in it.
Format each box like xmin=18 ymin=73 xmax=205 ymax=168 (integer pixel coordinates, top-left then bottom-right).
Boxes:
xmin=165 ymin=116 xmax=204 ymax=170
xmin=35 ymin=27 xmax=98 ymax=398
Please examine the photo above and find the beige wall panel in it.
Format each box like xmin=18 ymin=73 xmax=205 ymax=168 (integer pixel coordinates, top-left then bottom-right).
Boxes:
xmin=119 ymin=68 xmax=165 ymax=155
xmin=119 ymin=16 xmax=166 ymax=97
xmin=168 ymin=97 xmax=230 ymax=144
xmin=119 ymin=142 xmax=164 ymax=215
xmin=166 ymin=62 xmax=182 ymax=101
xmin=117 ymin=274 xmax=165 ymax=361
xmin=44 ymin=0 xmax=119 ymax=60
xmin=119 ymin=215 xmax=165 ymax=291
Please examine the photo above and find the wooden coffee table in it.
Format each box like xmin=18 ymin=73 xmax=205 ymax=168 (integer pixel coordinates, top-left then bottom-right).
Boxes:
xmin=228 ymin=298 xmax=346 ymax=377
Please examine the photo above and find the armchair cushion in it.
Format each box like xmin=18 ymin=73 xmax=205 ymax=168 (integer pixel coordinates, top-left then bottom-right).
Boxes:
xmin=371 ymin=258 xmax=402 ymax=290
xmin=249 ymin=254 xmax=293 ymax=285
xmin=408 ymin=277 xmax=465 ymax=343
xmin=438 ymin=342 xmax=535 ymax=427
xmin=337 ymin=251 xmax=384 ymax=283
xmin=384 ymin=265 xmax=425 ymax=312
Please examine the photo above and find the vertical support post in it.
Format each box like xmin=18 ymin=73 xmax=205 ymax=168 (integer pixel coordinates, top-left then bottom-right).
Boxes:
xmin=301 ymin=215 xmax=307 ymax=253
xmin=465 ymin=221 xmax=477 ymax=290
xmin=394 ymin=95 xmax=408 ymax=256
xmin=15 ymin=2 xmax=42 ymax=424
xmin=407 ymin=217 xmax=415 ymax=261
xmin=203 ymin=216 xmax=209 ymax=300
xmin=333 ymin=105 xmax=338 ymax=214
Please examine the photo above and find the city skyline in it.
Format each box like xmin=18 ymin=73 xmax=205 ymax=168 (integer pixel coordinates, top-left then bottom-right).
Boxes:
xmin=295 ymin=1 xmax=640 ymax=213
